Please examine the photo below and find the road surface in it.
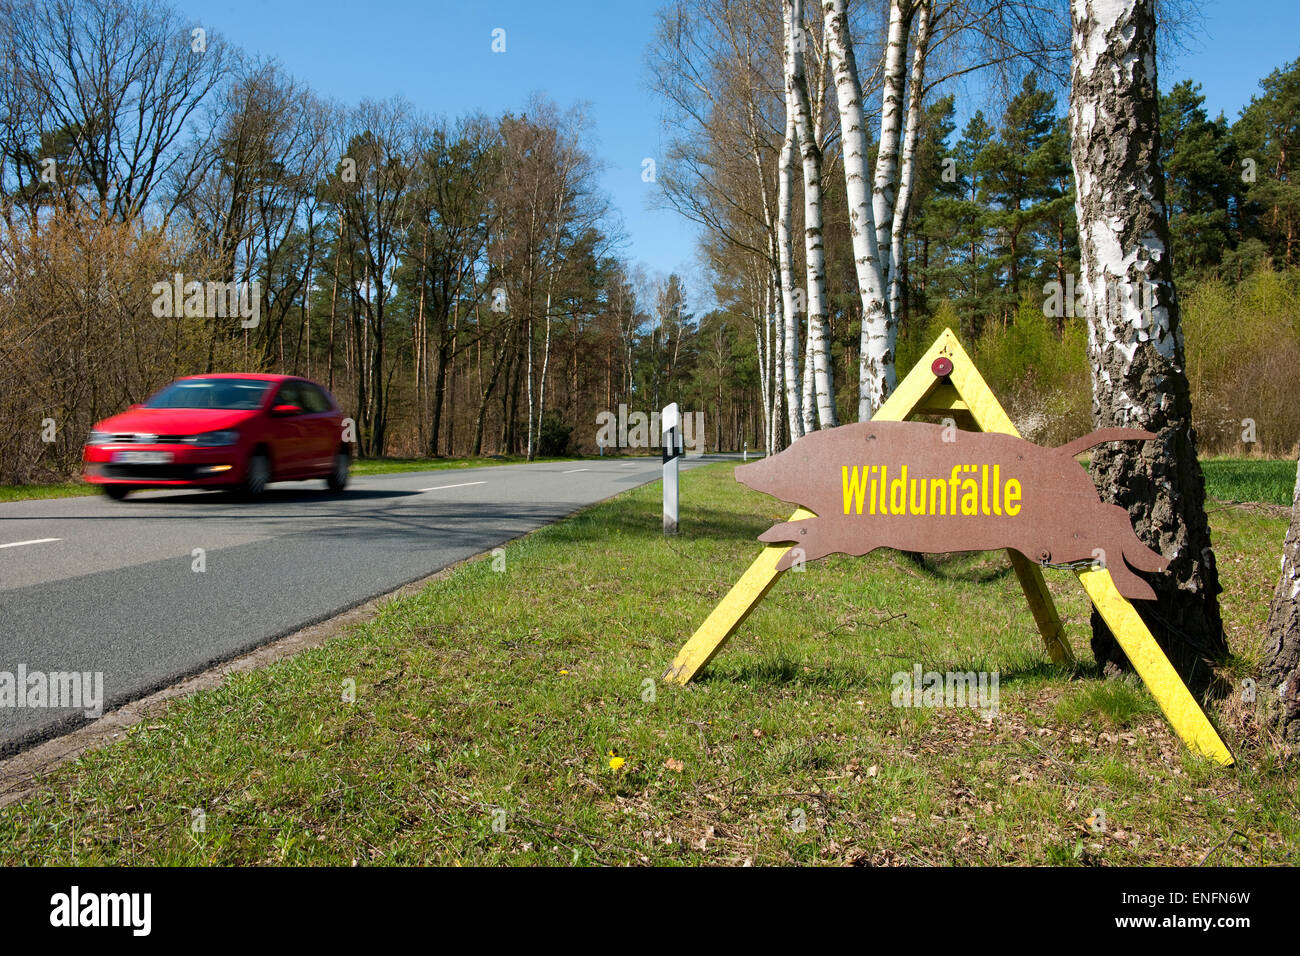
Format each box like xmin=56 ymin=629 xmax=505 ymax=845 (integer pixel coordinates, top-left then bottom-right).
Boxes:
xmin=0 ymin=454 xmax=730 ymax=755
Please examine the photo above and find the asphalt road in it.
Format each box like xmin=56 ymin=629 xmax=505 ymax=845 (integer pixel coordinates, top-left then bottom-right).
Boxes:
xmin=0 ymin=454 xmax=729 ymax=755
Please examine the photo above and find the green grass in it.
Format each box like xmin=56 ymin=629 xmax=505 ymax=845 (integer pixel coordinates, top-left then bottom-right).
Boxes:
xmin=1 ymin=462 xmax=1295 ymax=866
xmin=0 ymin=454 xmax=621 ymax=501
xmin=1201 ymin=458 xmax=1295 ymax=507
xmin=350 ymin=453 xmax=609 ymax=476
xmin=0 ymin=482 xmax=89 ymax=502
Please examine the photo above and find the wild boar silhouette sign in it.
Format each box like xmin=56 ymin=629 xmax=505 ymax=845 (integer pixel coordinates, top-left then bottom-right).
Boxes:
xmin=664 ymin=328 xmax=1234 ymax=766
xmin=735 ymin=421 xmax=1167 ymax=601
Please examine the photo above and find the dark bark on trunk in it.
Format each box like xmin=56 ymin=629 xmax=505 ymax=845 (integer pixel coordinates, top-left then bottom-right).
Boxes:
xmin=429 ymin=341 xmax=449 ymax=458
xmin=1069 ymin=0 xmax=1227 ymax=687
xmin=472 ymin=333 xmax=509 ymax=457
xmin=1264 ymin=461 xmax=1300 ymax=743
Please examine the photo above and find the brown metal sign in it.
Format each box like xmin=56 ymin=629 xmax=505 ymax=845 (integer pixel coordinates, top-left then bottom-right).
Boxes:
xmin=735 ymin=421 xmax=1167 ymax=601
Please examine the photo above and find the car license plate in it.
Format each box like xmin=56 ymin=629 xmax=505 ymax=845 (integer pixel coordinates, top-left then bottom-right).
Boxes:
xmin=112 ymin=450 xmax=173 ymax=464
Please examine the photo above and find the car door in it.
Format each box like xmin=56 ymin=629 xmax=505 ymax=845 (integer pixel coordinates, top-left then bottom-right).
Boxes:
xmin=266 ymin=381 xmax=309 ymax=477
xmin=297 ymin=382 xmax=337 ymax=474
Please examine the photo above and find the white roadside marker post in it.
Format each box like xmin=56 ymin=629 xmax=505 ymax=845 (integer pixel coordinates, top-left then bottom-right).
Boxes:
xmin=662 ymin=402 xmax=681 ymax=535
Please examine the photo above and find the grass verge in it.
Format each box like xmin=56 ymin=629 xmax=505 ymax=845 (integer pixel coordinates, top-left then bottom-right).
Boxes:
xmin=0 ymin=463 xmax=1295 ymax=865
xmin=1200 ymin=458 xmax=1295 ymax=507
xmin=0 ymin=454 xmax=620 ymax=502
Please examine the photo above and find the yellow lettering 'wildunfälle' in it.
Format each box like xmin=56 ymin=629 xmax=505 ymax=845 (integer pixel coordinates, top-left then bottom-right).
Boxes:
xmin=841 ymin=465 xmax=1022 ymax=517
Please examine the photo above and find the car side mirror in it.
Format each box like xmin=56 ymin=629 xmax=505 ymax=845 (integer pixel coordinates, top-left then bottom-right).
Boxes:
xmin=272 ymin=404 xmax=303 ymax=416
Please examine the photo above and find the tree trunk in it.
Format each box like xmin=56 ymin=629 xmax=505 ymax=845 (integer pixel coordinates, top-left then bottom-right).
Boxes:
xmin=786 ymin=0 xmax=836 ymax=429
xmin=801 ymin=308 xmax=815 ymax=434
xmin=1068 ymin=0 xmax=1227 ymax=683
xmin=824 ymin=0 xmax=893 ymax=419
xmin=872 ymin=0 xmax=914 ymax=297
xmin=327 ymin=210 xmax=342 ymax=394
xmin=888 ymin=0 xmax=932 ymax=334
xmin=777 ymin=86 xmax=804 ymax=442
xmin=1264 ymin=460 xmax=1300 ymax=743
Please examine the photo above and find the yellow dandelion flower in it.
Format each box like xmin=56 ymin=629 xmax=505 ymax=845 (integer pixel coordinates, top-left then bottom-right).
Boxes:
xmin=608 ymin=756 xmax=625 ymax=771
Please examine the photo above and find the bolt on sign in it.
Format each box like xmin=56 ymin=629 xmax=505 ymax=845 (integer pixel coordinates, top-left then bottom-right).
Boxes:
xmin=664 ymin=329 xmax=1233 ymax=767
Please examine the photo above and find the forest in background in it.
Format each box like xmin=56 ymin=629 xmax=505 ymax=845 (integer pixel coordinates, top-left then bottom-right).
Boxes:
xmin=0 ymin=0 xmax=1297 ymax=484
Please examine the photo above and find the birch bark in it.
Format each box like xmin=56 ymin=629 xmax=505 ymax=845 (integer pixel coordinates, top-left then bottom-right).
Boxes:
xmin=786 ymin=0 xmax=837 ymax=429
xmin=1264 ymin=461 xmax=1300 ymax=743
xmin=1069 ymin=0 xmax=1226 ymax=680
xmin=872 ymin=0 xmax=913 ymax=283
xmin=777 ymin=82 xmax=804 ymax=441
xmin=823 ymin=0 xmax=890 ymax=419
xmin=889 ymin=0 xmax=932 ymax=330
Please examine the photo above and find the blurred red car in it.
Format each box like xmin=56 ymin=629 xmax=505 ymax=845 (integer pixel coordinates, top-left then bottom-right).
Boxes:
xmin=83 ymin=373 xmax=351 ymax=500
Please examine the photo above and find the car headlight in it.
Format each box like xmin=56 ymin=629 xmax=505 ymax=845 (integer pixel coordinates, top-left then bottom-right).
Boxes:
xmin=188 ymin=430 xmax=240 ymax=447
xmin=87 ymin=429 xmax=112 ymax=445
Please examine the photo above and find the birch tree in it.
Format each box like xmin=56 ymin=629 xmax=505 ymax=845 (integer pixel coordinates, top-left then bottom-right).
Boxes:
xmin=825 ymin=0 xmax=937 ymax=419
xmin=825 ymin=0 xmax=889 ymax=420
xmin=873 ymin=0 xmax=913 ymax=272
xmin=784 ymin=0 xmax=836 ymax=429
xmin=1264 ymin=461 xmax=1300 ymax=744
xmin=1068 ymin=0 xmax=1226 ymax=679
xmin=777 ymin=76 xmax=805 ymax=441
xmin=649 ymin=0 xmax=794 ymax=446
xmin=888 ymin=0 xmax=933 ymax=328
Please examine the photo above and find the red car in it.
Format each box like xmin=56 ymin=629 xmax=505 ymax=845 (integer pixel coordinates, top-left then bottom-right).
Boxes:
xmin=83 ymin=374 xmax=351 ymax=500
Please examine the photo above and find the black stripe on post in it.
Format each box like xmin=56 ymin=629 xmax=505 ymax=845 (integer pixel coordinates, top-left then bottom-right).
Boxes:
xmin=662 ymin=427 xmax=682 ymax=463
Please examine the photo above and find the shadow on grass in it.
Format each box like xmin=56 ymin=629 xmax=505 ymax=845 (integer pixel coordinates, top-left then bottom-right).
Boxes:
xmin=898 ymin=549 xmax=1016 ymax=585
xmin=695 ymin=655 xmax=878 ymax=689
xmin=694 ymin=651 xmax=1088 ymax=693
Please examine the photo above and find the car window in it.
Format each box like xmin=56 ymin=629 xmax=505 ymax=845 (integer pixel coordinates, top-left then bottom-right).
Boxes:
xmin=299 ymin=384 xmax=331 ymax=413
xmin=143 ymin=378 xmax=273 ymax=410
xmin=275 ymin=382 xmax=303 ymax=409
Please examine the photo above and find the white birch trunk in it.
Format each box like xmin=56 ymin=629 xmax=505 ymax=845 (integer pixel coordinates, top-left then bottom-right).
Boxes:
xmin=824 ymin=0 xmax=892 ymax=419
xmin=801 ymin=308 xmax=816 ymax=433
xmin=749 ymin=113 xmax=783 ymax=454
xmin=769 ymin=265 xmax=780 ymax=452
xmin=889 ymin=0 xmax=932 ymax=329
xmin=786 ymin=0 xmax=837 ymax=429
xmin=873 ymin=0 xmax=912 ymax=268
xmin=1070 ymin=0 xmax=1226 ymax=672
xmin=767 ymin=274 xmax=779 ymax=452
xmin=777 ymin=100 xmax=804 ymax=442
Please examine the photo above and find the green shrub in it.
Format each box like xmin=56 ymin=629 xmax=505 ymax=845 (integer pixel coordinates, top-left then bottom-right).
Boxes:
xmin=537 ymin=411 xmax=574 ymax=457
xmin=1182 ymin=265 xmax=1300 ymax=456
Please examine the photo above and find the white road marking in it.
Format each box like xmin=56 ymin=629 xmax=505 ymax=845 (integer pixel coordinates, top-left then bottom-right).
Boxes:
xmin=0 ymin=537 xmax=61 ymax=550
xmin=417 ymin=481 xmax=487 ymax=492
xmin=562 ymin=468 xmax=589 ymax=474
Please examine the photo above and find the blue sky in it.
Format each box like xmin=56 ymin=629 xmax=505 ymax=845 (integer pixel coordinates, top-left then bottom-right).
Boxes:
xmin=174 ymin=0 xmax=1298 ymax=310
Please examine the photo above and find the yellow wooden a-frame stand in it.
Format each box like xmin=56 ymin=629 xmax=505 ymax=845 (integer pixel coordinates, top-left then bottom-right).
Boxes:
xmin=666 ymin=328 xmax=1233 ymax=766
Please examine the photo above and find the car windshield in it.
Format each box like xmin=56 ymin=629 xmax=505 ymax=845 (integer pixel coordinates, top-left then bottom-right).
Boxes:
xmin=143 ymin=378 xmax=273 ymax=410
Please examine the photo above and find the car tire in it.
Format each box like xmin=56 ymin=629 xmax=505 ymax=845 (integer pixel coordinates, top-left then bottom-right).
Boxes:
xmin=103 ymin=484 xmax=130 ymax=501
xmin=326 ymin=449 xmax=349 ymax=493
xmin=241 ymin=450 xmax=271 ymax=499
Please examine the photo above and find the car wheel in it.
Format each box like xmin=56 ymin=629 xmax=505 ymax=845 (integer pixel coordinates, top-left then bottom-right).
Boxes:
xmin=241 ymin=451 xmax=271 ymax=499
xmin=103 ymin=484 xmax=130 ymax=501
xmin=326 ymin=450 xmax=349 ymax=493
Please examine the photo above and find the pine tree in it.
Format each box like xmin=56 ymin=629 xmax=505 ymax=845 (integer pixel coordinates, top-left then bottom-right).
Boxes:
xmin=947 ymin=111 xmax=996 ymax=337
xmin=1233 ymin=58 xmax=1300 ymax=269
xmin=978 ymin=74 xmax=1060 ymax=320
xmin=1160 ymin=80 xmax=1235 ymax=280
xmin=902 ymin=95 xmax=957 ymax=323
